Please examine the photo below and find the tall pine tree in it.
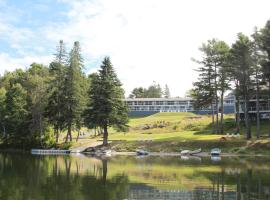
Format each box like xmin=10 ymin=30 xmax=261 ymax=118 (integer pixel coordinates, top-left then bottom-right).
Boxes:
xmin=64 ymin=41 xmax=86 ymax=142
xmin=84 ymin=57 xmax=128 ymax=145
xmin=46 ymin=40 xmax=67 ymax=143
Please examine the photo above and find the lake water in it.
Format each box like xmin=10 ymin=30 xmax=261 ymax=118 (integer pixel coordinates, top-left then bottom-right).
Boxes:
xmin=0 ymin=153 xmax=269 ymax=200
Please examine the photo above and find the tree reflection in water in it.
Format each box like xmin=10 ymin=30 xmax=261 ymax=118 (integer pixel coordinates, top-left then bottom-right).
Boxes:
xmin=0 ymin=154 xmax=269 ymax=200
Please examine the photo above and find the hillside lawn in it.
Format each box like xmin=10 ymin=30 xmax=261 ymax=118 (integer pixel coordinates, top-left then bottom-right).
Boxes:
xmin=64 ymin=112 xmax=270 ymax=154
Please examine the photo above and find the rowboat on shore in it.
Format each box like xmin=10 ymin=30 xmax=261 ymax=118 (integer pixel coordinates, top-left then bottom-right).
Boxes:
xmin=181 ymin=148 xmax=202 ymax=155
xmin=190 ymin=148 xmax=202 ymax=155
xmin=136 ymin=149 xmax=149 ymax=155
xmin=211 ymin=148 xmax=221 ymax=156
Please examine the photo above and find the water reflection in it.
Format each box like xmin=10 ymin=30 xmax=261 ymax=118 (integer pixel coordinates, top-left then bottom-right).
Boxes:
xmin=0 ymin=153 xmax=269 ymax=200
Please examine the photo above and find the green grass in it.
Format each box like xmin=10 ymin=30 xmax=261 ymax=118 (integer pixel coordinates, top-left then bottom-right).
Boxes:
xmin=60 ymin=112 xmax=270 ymax=154
xmin=109 ymin=131 xmax=221 ymax=142
xmin=108 ymin=112 xmax=236 ymax=142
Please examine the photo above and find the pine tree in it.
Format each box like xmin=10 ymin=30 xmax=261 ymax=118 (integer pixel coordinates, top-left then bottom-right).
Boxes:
xmin=46 ymin=40 xmax=68 ymax=143
xmin=64 ymin=41 xmax=86 ymax=142
xmin=258 ymin=21 xmax=270 ymax=137
xmin=164 ymin=84 xmax=171 ymax=98
xmin=84 ymin=57 xmax=129 ymax=145
xmin=231 ymin=33 xmax=254 ymax=139
xmin=0 ymin=87 xmax=6 ymax=138
xmin=129 ymin=87 xmax=146 ymax=98
xmin=252 ymin=29 xmax=263 ymax=139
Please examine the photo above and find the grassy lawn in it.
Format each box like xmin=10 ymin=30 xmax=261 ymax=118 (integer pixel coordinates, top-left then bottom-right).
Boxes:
xmin=108 ymin=131 xmax=221 ymax=142
xmin=60 ymin=112 xmax=270 ymax=154
xmin=108 ymin=112 xmax=236 ymax=142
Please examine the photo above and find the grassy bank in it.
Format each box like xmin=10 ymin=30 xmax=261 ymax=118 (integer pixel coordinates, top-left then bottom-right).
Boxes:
xmin=65 ymin=112 xmax=270 ymax=154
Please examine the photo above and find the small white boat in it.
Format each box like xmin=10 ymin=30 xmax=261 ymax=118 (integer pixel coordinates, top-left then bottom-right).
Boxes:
xmin=180 ymin=150 xmax=190 ymax=155
xmin=181 ymin=148 xmax=201 ymax=155
xmin=136 ymin=149 xmax=149 ymax=155
xmin=190 ymin=148 xmax=202 ymax=155
xmin=211 ymin=148 xmax=221 ymax=156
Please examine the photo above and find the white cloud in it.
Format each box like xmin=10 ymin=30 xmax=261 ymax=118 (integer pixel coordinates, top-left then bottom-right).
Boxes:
xmin=0 ymin=53 xmax=53 ymax=75
xmin=1 ymin=0 xmax=270 ymax=97
xmin=42 ymin=0 xmax=270 ymax=97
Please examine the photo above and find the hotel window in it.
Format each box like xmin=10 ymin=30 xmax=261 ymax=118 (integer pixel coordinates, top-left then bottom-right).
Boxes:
xmin=168 ymin=101 xmax=175 ymax=105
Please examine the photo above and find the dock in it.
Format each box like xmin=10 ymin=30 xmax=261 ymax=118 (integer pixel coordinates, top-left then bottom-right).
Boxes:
xmin=31 ymin=149 xmax=71 ymax=155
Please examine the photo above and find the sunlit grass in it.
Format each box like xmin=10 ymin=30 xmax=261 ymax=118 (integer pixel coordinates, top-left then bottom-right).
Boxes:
xmin=108 ymin=130 xmax=221 ymax=142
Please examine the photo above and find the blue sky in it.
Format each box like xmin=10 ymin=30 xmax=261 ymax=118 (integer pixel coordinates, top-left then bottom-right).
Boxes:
xmin=0 ymin=0 xmax=70 ymax=60
xmin=0 ymin=0 xmax=270 ymax=96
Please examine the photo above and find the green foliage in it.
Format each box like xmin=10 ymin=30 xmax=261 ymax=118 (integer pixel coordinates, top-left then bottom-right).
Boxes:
xmin=59 ymin=142 xmax=73 ymax=150
xmin=129 ymin=82 xmax=163 ymax=98
xmin=41 ymin=129 xmax=56 ymax=148
xmin=164 ymin=84 xmax=170 ymax=98
xmin=5 ymin=83 xmax=28 ymax=145
xmin=63 ymin=41 xmax=88 ymax=142
xmin=84 ymin=57 xmax=129 ymax=145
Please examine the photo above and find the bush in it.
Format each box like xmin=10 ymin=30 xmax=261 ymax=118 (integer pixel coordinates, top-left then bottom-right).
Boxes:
xmin=41 ymin=129 xmax=56 ymax=148
xmin=172 ymin=125 xmax=179 ymax=130
xmin=60 ymin=142 xmax=73 ymax=150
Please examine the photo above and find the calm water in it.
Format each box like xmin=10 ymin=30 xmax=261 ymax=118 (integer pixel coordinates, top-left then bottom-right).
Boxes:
xmin=0 ymin=153 xmax=270 ymax=200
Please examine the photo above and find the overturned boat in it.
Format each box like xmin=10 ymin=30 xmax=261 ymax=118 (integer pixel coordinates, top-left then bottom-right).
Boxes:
xmin=136 ymin=149 xmax=149 ymax=155
xmin=211 ymin=148 xmax=221 ymax=156
xmin=181 ymin=148 xmax=202 ymax=155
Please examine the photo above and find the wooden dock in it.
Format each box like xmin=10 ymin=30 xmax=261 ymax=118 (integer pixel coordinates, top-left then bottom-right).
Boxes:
xmin=31 ymin=149 xmax=71 ymax=155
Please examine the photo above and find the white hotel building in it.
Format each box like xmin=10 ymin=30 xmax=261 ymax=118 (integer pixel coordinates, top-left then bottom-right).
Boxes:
xmin=124 ymin=97 xmax=235 ymax=116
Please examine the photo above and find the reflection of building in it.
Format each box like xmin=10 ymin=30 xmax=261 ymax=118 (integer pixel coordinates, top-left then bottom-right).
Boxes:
xmin=128 ymin=185 xmax=237 ymax=200
xmin=124 ymin=96 xmax=235 ymax=116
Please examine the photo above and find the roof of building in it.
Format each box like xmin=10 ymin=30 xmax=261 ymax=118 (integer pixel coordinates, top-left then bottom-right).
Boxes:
xmin=125 ymin=97 xmax=193 ymax=101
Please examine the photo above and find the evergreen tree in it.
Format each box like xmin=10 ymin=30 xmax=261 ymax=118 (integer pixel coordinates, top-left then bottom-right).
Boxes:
xmin=231 ymin=33 xmax=254 ymax=139
xmin=164 ymin=84 xmax=171 ymax=98
xmin=259 ymin=20 xmax=270 ymax=92
xmin=0 ymin=87 xmax=6 ymax=138
xmin=84 ymin=57 xmax=128 ymax=145
xmin=252 ymin=29 xmax=263 ymax=139
xmin=46 ymin=40 xmax=68 ymax=143
xmin=145 ymin=82 xmax=163 ymax=98
xmin=25 ymin=63 xmax=50 ymax=145
xmin=258 ymin=21 xmax=270 ymax=137
xmin=64 ymin=41 xmax=86 ymax=142
xmin=5 ymin=83 xmax=28 ymax=145
xmin=129 ymin=87 xmax=146 ymax=98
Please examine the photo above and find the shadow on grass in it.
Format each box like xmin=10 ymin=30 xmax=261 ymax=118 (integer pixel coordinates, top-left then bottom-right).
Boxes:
xmin=193 ymin=118 xmax=242 ymax=135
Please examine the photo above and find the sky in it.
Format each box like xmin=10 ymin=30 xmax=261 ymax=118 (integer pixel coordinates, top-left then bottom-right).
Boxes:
xmin=0 ymin=0 xmax=270 ymax=97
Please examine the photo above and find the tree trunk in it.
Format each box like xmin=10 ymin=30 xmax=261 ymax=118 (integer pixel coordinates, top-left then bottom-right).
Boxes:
xmin=255 ymin=71 xmax=260 ymax=139
xmin=215 ymin=99 xmax=219 ymax=134
xmin=268 ymin=82 xmax=270 ymax=137
xmin=65 ymin=124 xmax=72 ymax=142
xmin=244 ymin=95 xmax=251 ymax=139
xmin=211 ymin=103 xmax=215 ymax=134
xmin=235 ymin=92 xmax=240 ymax=134
xmin=103 ymin=125 xmax=108 ymax=146
xmin=76 ymin=130 xmax=80 ymax=142
xmin=220 ymin=90 xmax=224 ymax=134
xmin=55 ymin=128 xmax=59 ymax=144
xmin=214 ymin=63 xmax=219 ymax=134
xmin=2 ymin=124 xmax=6 ymax=139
